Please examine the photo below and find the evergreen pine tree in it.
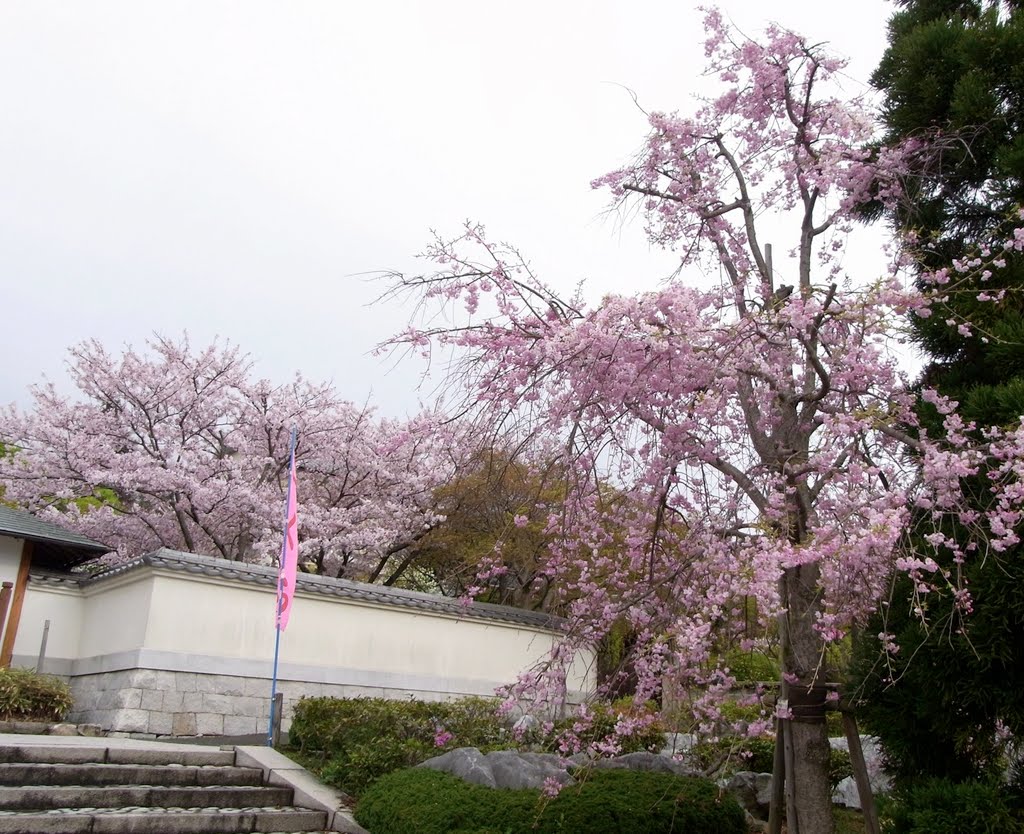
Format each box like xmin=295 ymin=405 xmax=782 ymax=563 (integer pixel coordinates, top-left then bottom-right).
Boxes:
xmin=852 ymin=0 xmax=1024 ymax=783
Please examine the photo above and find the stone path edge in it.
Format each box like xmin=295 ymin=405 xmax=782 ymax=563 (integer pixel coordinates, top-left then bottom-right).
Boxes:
xmin=234 ymin=745 xmax=369 ymax=834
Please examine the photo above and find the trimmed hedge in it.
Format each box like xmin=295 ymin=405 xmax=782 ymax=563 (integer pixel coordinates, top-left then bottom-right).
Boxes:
xmin=0 ymin=667 xmax=72 ymax=722
xmin=289 ymin=696 xmax=510 ymax=795
xmin=289 ymin=695 xmax=667 ymax=796
xmin=355 ymin=767 xmax=747 ymax=834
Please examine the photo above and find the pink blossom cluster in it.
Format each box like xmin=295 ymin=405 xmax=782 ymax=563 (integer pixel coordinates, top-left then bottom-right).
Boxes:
xmin=0 ymin=334 xmax=459 ymax=579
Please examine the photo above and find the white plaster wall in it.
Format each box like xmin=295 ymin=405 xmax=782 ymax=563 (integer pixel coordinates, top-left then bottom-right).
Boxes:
xmin=13 ymin=583 xmax=83 ymax=664
xmin=0 ymin=536 xmax=23 ymax=585
xmin=142 ymin=570 xmax=592 ymax=696
xmin=77 ymin=572 xmax=153 ymax=658
xmin=2 ymin=556 xmax=594 ymax=704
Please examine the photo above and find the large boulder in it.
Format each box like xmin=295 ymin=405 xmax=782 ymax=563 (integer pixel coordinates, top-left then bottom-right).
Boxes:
xmin=418 ymin=747 xmax=497 ymax=788
xmin=419 ymin=748 xmax=700 ymax=791
xmin=418 ymin=748 xmax=575 ymax=790
xmin=486 ymin=750 xmax=575 ymax=790
xmin=829 ymin=735 xmax=891 ymax=809
xmin=720 ymin=771 xmax=773 ymax=817
xmin=592 ymin=751 xmax=695 ymax=777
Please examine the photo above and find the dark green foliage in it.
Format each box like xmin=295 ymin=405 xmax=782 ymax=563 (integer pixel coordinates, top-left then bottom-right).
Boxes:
xmin=849 ymin=0 xmax=1024 ymax=788
xmin=881 ymin=777 xmax=1023 ymax=833
xmin=0 ymin=667 xmax=73 ymax=722
xmin=852 ymin=553 xmax=1024 ymax=782
xmin=355 ymin=767 xmax=747 ymax=834
xmin=288 ymin=696 xmax=510 ymax=796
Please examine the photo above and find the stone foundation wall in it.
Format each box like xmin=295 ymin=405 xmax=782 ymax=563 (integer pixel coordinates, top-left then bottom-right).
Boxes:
xmin=68 ymin=668 xmax=456 ymax=737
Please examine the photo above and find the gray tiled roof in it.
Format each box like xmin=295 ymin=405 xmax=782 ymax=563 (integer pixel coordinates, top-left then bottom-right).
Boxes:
xmin=77 ymin=549 xmax=565 ymax=630
xmin=0 ymin=505 xmax=109 ymax=568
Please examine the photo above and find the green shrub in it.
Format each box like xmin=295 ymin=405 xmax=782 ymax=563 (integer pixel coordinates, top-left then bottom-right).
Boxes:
xmin=288 ymin=696 xmax=511 ymax=795
xmin=540 ymin=699 xmax=665 ymax=756
xmin=0 ymin=667 xmax=72 ymax=722
xmin=355 ymin=767 xmax=747 ymax=834
xmin=721 ymin=647 xmax=779 ymax=684
xmin=881 ymin=778 xmax=1022 ymax=834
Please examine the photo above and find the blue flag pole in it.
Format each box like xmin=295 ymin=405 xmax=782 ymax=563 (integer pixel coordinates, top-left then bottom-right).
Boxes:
xmin=267 ymin=427 xmax=298 ymax=747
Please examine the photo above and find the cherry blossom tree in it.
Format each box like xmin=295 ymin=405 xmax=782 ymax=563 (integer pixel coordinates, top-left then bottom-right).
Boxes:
xmin=0 ymin=334 xmax=457 ymax=581
xmin=384 ymin=12 xmax=1024 ymax=831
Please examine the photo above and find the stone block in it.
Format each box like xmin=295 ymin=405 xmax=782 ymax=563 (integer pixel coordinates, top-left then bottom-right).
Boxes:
xmin=283 ymin=682 xmax=324 ymax=700
xmin=99 ymin=688 xmax=142 ymax=710
xmin=153 ymin=670 xmax=177 ymax=691
xmin=244 ymin=677 xmax=270 ymax=697
xmin=208 ymin=675 xmax=245 ymax=697
xmin=95 ymin=670 xmax=133 ymax=691
xmin=231 ymin=696 xmax=263 ymax=718
xmin=172 ymin=712 xmax=197 ymax=736
xmin=182 ymin=692 xmax=204 ymax=712
xmin=162 ymin=691 xmax=185 ymax=712
xmin=148 ymin=711 xmax=174 ymax=735
xmin=140 ymin=689 xmax=164 ymax=711
xmin=223 ymin=714 xmax=258 ymax=736
xmin=175 ymin=672 xmax=198 ymax=692
xmin=129 ymin=669 xmax=159 ymax=689
xmin=201 ymin=693 xmax=235 ymax=714
xmin=111 ymin=709 xmax=149 ymax=734
xmin=196 ymin=712 xmax=224 ymax=735
xmin=94 ymin=690 xmax=117 ymax=710
xmin=70 ymin=687 xmax=99 ymax=711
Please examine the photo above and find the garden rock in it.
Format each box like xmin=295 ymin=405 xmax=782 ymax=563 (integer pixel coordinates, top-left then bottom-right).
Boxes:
xmin=721 ymin=771 xmax=773 ymax=817
xmin=487 ymin=750 xmax=575 ymax=789
xmin=419 ymin=748 xmax=575 ymax=790
xmin=418 ymin=748 xmax=497 ymax=788
xmin=592 ymin=751 xmax=695 ymax=777
xmin=659 ymin=732 xmax=697 ymax=756
xmin=422 ymin=747 xmax=707 ymax=792
xmin=829 ymin=735 xmax=891 ymax=809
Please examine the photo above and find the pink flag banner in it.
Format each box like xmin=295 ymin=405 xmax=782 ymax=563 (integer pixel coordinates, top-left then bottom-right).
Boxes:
xmin=275 ymin=450 xmax=299 ymax=630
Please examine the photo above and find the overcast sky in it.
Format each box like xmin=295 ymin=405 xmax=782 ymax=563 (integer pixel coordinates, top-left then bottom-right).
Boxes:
xmin=0 ymin=1 xmax=896 ymax=417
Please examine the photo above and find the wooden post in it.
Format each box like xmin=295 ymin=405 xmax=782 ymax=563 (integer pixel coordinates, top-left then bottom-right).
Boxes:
xmin=0 ymin=582 xmax=13 ymax=652
xmin=767 ymin=716 xmax=786 ymax=834
xmin=843 ymin=712 xmax=881 ymax=834
xmin=270 ymin=692 xmax=284 ymax=747
xmin=782 ymin=711 xmax=800 ymax=834
xmin=0 ymin=540 xmax=33 ymax=668
xmin=35 ymin=619 xmax=51 ymax=673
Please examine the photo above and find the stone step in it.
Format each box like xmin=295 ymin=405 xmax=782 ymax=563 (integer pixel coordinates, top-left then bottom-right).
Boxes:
xmin=0 ymin=762 xmax=264 ymax=787
xmin=0 ymin=745 xmax=235 ymax=767
xmin=0 ymin=784 xmax=294 ymax=811
xmin=0 ymin=806 xmax=328 ymax=833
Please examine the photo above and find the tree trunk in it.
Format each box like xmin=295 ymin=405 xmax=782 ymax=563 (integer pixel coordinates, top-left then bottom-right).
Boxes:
xmin=779 ymin=563 xmax=834 ymax=834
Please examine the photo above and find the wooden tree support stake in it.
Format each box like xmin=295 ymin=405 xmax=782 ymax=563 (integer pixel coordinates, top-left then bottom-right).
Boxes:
xmin=767 ymin=714 xmax=785 ymax=834
xmin=843 ymin=712 xmax=881 ymax=834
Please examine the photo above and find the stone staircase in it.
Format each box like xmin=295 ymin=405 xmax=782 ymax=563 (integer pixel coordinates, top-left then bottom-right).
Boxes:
xmin=0 ymin=739 xmax=359 ymax=833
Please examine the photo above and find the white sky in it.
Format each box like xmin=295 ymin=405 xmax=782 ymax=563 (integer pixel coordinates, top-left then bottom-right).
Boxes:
xmin=0 ymin=0 xmax=896 ymax=417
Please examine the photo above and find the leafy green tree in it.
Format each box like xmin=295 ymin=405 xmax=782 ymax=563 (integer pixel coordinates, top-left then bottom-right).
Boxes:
xmin=397 ymin=448 xmax=568 ymax=611
xmin=852 ymin=0 xmax=1024 ymax=783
